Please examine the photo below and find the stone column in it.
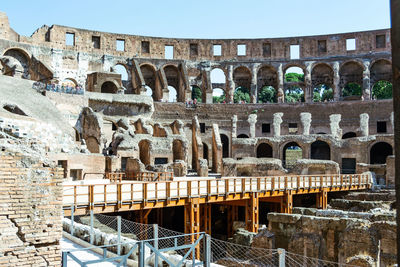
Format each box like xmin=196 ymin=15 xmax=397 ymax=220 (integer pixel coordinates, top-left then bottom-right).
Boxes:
xmin=333 ymin=61 xmax=340 ymax=101
xmin=363 ymin=60 xmax=371 ymax=100
xmin=300 ymin=113 xmax=312 ymax=135
xmin=250 ymin=65 xmax=258 ymax=103
xmin=304 ymin=63 xmax=312 ymax=103
xmin=273 ymin=113 xmax=283 ymax=137
xmin=329 ymin=114 xmax=342 ymax=139
xmin=277 ymin=64 xmax=285 ymax=103
xmin=248 ymin=114 xmax=257 ymax=138
xmin=227 ymin=65 xmax=235 ymax=103
xmin=231 ymin=115 xmax=238 ymax=140
xmin=359 ymin=113 xmax=369 ymax=137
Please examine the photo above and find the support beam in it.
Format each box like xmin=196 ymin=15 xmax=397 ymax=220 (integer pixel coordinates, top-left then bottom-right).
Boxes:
xmin=200 ymin=204 xmax=212 ymax=235
xmin=281 ymin=191 xmax=293 ymax=214
xmin=245 ymin=193 xmax=259 ymax=233
xmin=316 ymin=189 xmax=328 ymax=209
xmin=184 ymin=198 xmax=201 ymax=258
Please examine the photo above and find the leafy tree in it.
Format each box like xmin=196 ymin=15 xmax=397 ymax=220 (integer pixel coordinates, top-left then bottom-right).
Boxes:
xmin=234 ymin=87 xmax=250 ymax=103
xmin=213 ymin=94 xmax=225 ymax=103
xmin=372 ymin=81 xmax=392 ymax=99
xmin=285 ymin=73 xmax=304 ymax=82
xmin=313 ymin=84 xmax=334 ymax=102
xmin=285 ymin=86 xmax=304 ymax=103
xmin=191 ymin=86 xmax=202 ymax=102
xmin=342 ymin=83 xmax=362 ymax=97
xmin=258 ymin=86 xmax=276 ymax=103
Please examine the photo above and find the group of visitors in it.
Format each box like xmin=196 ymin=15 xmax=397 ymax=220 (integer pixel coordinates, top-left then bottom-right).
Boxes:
xmin=32 ymin=81 xmax=84 ymax=95
xmin=185 ymin=98 xmax=198 ymax=108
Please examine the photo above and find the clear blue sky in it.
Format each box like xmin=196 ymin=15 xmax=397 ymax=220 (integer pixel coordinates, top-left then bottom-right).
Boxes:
xmin=2 ymin=0 xmax=390 ymax=39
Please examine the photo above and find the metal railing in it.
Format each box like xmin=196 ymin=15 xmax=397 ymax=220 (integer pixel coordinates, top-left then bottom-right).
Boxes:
xmin=63 ymin=174 xmax=371 ymax=209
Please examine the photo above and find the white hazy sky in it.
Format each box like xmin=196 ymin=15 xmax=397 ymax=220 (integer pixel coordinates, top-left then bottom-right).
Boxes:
xmin=2 ymin=0 xmax=390 ymax=39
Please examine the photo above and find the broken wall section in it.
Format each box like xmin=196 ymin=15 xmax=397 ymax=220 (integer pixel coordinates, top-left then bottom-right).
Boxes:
xmin=0 ymin=151 xmax=63 ymax=266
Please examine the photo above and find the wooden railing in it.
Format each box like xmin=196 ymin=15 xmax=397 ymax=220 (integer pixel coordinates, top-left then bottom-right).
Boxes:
xmin=125 ymin=171 xmax=174 ymax=181
xmin=105 ymin=172 xmax=124 ymax=183
xmin=63 ymin=174 xmax=371 ymax=209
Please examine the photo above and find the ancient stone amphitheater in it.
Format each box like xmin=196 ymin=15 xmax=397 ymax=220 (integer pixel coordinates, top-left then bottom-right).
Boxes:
xmin=0 ymin=10 xmax=396 ymax=266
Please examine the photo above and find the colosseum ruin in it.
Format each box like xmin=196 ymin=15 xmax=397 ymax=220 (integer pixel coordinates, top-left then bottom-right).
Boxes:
xmin=0 ymin=7 xmax=398 ymax=266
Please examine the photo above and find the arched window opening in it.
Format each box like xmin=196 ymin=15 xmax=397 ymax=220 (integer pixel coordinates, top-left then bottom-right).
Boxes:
xmin=313 ymin=84 xmax=334 ymax=102
xmin=283 ymin=142 xmax=302 ymax=169
xmin=233 ymin=66 xmax=251 ymax=102
xmin=140 ymin=64 xmax=158 ymax=100
xmin=256 ymin=143 xmax=273 ymax=158
xmin=213 ymin=88 xmax=225 ymax=103
xmin=370 ymin=142 xmax=393 ymax=164
xmin=342 ymin=132 xmax=357 ymax=139
xmin=3 ymin=49 xmax=30 ymax=79
xmin=372 ymin=81 xmax=392 ymax=100
xmin=257 ymin=66 xmax=278 ymax=103
xmin=101 ymin=81 xmax=118 ymax=94
xmin=310 ymin=141 xmax=331 ymax=160
xmin=220 ymin=134 xmax=229 ymax=158
xmin=237 ymin=134 xmax=249 ymax=138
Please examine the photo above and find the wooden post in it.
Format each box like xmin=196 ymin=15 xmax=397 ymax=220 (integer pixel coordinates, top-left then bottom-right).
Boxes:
xmin=316 ymin=189 xmax=328 ymax=209
xmin=201 ymin=204 xmax=212 ymax=236
xmin=184 ymin=198 xmax=201 ymax=258
xmin=281 ymin=190 xmax=293 ymax=214
xmin=245 ymin=193 xmax=259 ymax=232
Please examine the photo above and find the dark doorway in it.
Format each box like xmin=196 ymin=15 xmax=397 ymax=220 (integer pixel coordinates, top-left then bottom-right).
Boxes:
xmin=310 ymin=140 xmax=331 ymax=160
xmin=370 ymin=142 xmax=393 ymax=164
xmin=256 ymin=143 xmax=273 ymax=158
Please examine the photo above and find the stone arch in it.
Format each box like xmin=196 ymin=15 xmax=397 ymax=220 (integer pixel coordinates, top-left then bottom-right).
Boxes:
xmin=139 ymin=139 xmax=151 ymax=166
xmin=256 ymin=143 xmax=273 ymax=158
xmin=282 ymin=142 xmax=303 ymax=169
xmin=173 ymin=139 xmax=184 ymax=161
xmin=369 ymin=141 xmax=393 ymax=164
xmin=2 ymin=48 xmax=31 ymax=79
xmin=311 ymin=63 xmax=334 ymax=88
xmin=284 ymin=66 xmax=305 ymax=103
xmin=62 ymin=78 xmax=78 ymax=87
xmin=220 ymin=134 xmax=229 ymax=158
xmin=342 ymin=132 xmax=357 ymax=139
xmin=370 ymin=59 xmax=392 ymax=85
xmin=211 ymin=67 xmax=227 ymax=101
xmin=339 ymin=61 xmax=364 ymax=96
xmin=233 ymin=66 xmax=252 ymax=91
xmin=257 ymin=65 xmax=278 ymax=103
xmin=86 ymin=136 xmax=100 ymax=153
xmin=140 ymin=63 xmax=160 ymax=100
xmin=310 ymin=140 xmax=331 ymax=160
xmin=101 ymin=81 xmax=119 ymax=94
xmin=113 ymin=63 xmax=131 ymax=93
xmin=163 ymin=65 xmax=181 ymax=101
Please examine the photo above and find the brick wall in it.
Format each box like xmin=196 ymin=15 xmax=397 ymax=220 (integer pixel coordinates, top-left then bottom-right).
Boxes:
xmin=0 ymin=152 xmax=63 ymax=266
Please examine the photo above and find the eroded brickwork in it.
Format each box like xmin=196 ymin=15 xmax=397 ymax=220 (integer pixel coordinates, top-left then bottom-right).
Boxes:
xmin=0 ymin=152 xmax=63 ymax=266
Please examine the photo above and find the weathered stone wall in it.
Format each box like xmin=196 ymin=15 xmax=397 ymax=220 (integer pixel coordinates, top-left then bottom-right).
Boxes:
xmin=0 ymin=152 xmax=63 ymax=266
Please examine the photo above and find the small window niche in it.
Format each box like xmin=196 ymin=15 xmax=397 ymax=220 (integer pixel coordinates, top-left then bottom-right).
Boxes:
xmin=288 ymin=123 xmax=298 ymax=134
xmin=121 ymin=157 xmax=128 ymax=171
xmin=262 ymin=123 xmax=271 ymax=133
xmin=263 ymin=43 xmax=271 ymax=57
xmin=213 ymin=44 xmax=222 ymax=56
xmin=165 ymin=45 xmax=174 ymax=59
xmin=116 ymin=39 xmax=125 ymax=51
xmin=318 ymin=40 xmax=327 ymax=53
xmin=376 ymin=34 xmax=386 ymax=49
xmin=141 ymin=41 xmax=150 ymax=54
xmin=290 ymin=45 xmax=300 ymax=59
xmin=200 ymin=123 xmax=206 ymax=133
xmin=65 ymin=32 xmax=75 ymax=46
xmin=377 ymin=121 xmax=387 ymax=133
xmin=92 ymin=36 xmax=100 ymax=49
xmin=190 ymin=43 xmax=198 ymax=56
xmin=346 ymin=38 xmax=356 ymax=51
xmin=237 ymin=44 xmax=246 ymax=56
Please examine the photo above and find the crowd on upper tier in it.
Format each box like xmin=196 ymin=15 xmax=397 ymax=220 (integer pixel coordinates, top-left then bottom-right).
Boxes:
xmin=32 ymin=81 xmax=84 ymax=95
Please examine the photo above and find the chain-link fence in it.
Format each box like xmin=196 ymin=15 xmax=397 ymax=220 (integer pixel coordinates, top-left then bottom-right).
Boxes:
xmin=65 ymin=212 xmax=357 ymax=267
